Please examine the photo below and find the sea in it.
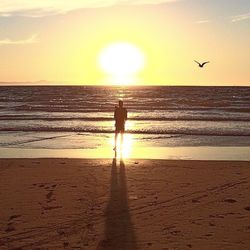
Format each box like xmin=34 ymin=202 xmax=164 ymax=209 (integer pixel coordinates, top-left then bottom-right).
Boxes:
xmin=0 ymin=86 xmax=249 ymax=159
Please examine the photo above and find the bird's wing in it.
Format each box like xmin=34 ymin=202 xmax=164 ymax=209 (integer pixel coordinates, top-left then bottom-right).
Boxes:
xmin=202 ymin=61 xmax=210 ymax=66
xmin=194 ymin=60 xmax=200 ymax=65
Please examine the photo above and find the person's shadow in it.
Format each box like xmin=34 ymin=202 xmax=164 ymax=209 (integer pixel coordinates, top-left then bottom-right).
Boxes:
xmin=101 ymin=154 xmax=137 ymax=249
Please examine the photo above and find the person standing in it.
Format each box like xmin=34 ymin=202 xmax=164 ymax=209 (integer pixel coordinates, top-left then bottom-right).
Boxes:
xmin=114 ymin=100 xmax=127 ymax=151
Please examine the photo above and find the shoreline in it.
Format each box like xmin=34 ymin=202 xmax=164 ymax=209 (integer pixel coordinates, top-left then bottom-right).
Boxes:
xmin=1 ymin=158 xmax=250 ymax=163
xmin=0 ymin=146 xmax=250 ymax=161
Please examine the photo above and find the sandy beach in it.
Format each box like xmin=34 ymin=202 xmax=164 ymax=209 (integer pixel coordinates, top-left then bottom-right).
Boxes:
xmin=1 ymin=0 xmax=250 ymax=248
xmin=0 ymin=158 xmax=250 ymax=249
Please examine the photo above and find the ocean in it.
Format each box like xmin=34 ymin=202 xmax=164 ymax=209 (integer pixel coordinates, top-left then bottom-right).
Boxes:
xmin=0 ymin=86 xmax=250 ymax=156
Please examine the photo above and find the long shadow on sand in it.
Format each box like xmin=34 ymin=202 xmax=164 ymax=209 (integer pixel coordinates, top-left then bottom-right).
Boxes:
xmin=102 ymin=157 xmax=137 ymax=249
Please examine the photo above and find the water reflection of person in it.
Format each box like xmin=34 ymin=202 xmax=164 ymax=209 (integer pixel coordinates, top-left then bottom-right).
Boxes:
xmin=114 ymin=100 xmax=127 ymax=151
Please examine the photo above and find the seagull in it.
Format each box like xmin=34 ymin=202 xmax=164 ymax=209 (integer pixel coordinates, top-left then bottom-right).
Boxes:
xmin=194 ymin=60 xmax=210 ymax=68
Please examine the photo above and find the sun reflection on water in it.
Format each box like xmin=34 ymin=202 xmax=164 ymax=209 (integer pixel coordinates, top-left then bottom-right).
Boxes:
xmin=109 ymin=133 xmax=133 ymax=158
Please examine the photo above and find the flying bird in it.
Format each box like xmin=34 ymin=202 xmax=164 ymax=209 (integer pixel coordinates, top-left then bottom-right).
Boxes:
xmin=194 ymin=60 xmax=210 ymax=68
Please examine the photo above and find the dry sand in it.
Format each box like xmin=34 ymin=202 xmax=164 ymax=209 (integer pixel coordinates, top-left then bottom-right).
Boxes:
xmin=0 ymin=159 xmax=250 ymax=250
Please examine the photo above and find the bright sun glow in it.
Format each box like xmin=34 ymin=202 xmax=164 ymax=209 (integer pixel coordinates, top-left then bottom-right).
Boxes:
xmin=109 ymin=133 xmax=133 ymax=158
xmin=99 ymin=42 xmax=145 ymax=77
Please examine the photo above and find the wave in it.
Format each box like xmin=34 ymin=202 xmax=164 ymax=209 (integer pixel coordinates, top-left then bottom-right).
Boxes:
xmin=0 ymin=116 xmax=250 ymax=122
xmin=1 ymin=86 xmax=249 ymax=140
xmin=3 ymin=106 xmax=250 ymax=113
xmin=0 ymin=127 xmax=249 ymax=136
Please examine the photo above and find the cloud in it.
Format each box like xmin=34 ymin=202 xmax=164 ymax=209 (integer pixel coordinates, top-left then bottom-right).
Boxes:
xmin=0 ymin=0 xmax=180 ymax=17
xmin=196 ymin=20 xmax=211 ymax=24
xmin=0 ymin=34 xmax=38 ymax=45
xmin=231 ymin=13 xmax=250 ymax=22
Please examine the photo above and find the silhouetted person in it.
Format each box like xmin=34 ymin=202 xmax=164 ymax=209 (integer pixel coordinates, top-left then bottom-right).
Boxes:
xmin=114 ymin=100 xmax=127 ymax=151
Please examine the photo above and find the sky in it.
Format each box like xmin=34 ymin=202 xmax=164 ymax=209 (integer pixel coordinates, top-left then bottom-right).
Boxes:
xmin=0 ymin=0 xmax=249 ymax=86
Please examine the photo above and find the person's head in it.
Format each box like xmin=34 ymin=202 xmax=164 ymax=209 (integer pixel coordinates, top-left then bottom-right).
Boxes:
xmin=118 ymin=100 xmax=123 ymax=108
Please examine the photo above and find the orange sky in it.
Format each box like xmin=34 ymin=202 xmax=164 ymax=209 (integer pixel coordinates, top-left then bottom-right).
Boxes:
xmin=0 ymin=0 xmax=250 ymax=86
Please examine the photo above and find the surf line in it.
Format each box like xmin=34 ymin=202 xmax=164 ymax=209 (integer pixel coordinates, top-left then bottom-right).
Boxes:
xmin=0 ymin=134 xmax=73 ymax=147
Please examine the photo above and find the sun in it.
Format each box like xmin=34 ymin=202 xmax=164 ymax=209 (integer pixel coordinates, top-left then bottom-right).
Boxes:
xmin=98 ymin=42 xmax=145 ymax=77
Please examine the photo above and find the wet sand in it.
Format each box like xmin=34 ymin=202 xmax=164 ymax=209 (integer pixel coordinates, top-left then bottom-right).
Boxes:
xmin=0 ymin=159 xmax=250 ymax=249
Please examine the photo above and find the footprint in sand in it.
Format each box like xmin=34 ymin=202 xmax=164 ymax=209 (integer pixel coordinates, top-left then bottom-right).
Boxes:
xmin=192 ymin=198 xmax=200 ymax=203
xmin=170 ymin=230 xmax=181 ymax=235
xmin=8 ymin=214 xmax=21 ymax=221
xmin=205 ymin=233 xmax=213 ymax=237
xmin=210 ymin=214 xmax=224 ymax=218
xmin=57 ymin=229 xmax=65 ymax=235
xmin=45 ymin=183 xmax=57 ymax=194
xmin=244 ymin=206 xmax=250 ymax=211
xmin=38 ymin=184 xmax=60 ymax=210
xmin=5 ymin=214 xmax=21 ymax=233
xmin=224 ymin=198 xmax=237 ymax=203
xmin=46 ymin=191 xmax=53 ymax=200
xmin=44 ymin=205 xmax=62 ymax=210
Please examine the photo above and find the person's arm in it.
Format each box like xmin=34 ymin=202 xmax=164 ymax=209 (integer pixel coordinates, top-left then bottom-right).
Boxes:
xmin=125 ymin=108 xmax=127 ymax=120
xmin=114 ymin=107 xmax=117 ymax=120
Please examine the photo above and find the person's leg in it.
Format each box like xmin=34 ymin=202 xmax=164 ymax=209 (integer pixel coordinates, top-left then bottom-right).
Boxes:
xmin=114 ymin=131 xmax=118 ymax=150
xmin=120 ymin=132 xmax=124 ymax=147
xmin=121 ymin=124 xmax=125 ymax=147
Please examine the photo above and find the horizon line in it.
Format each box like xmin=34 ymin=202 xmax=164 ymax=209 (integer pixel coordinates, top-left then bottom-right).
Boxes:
xmin=0 ymin=83 xmax=249 ymax=87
